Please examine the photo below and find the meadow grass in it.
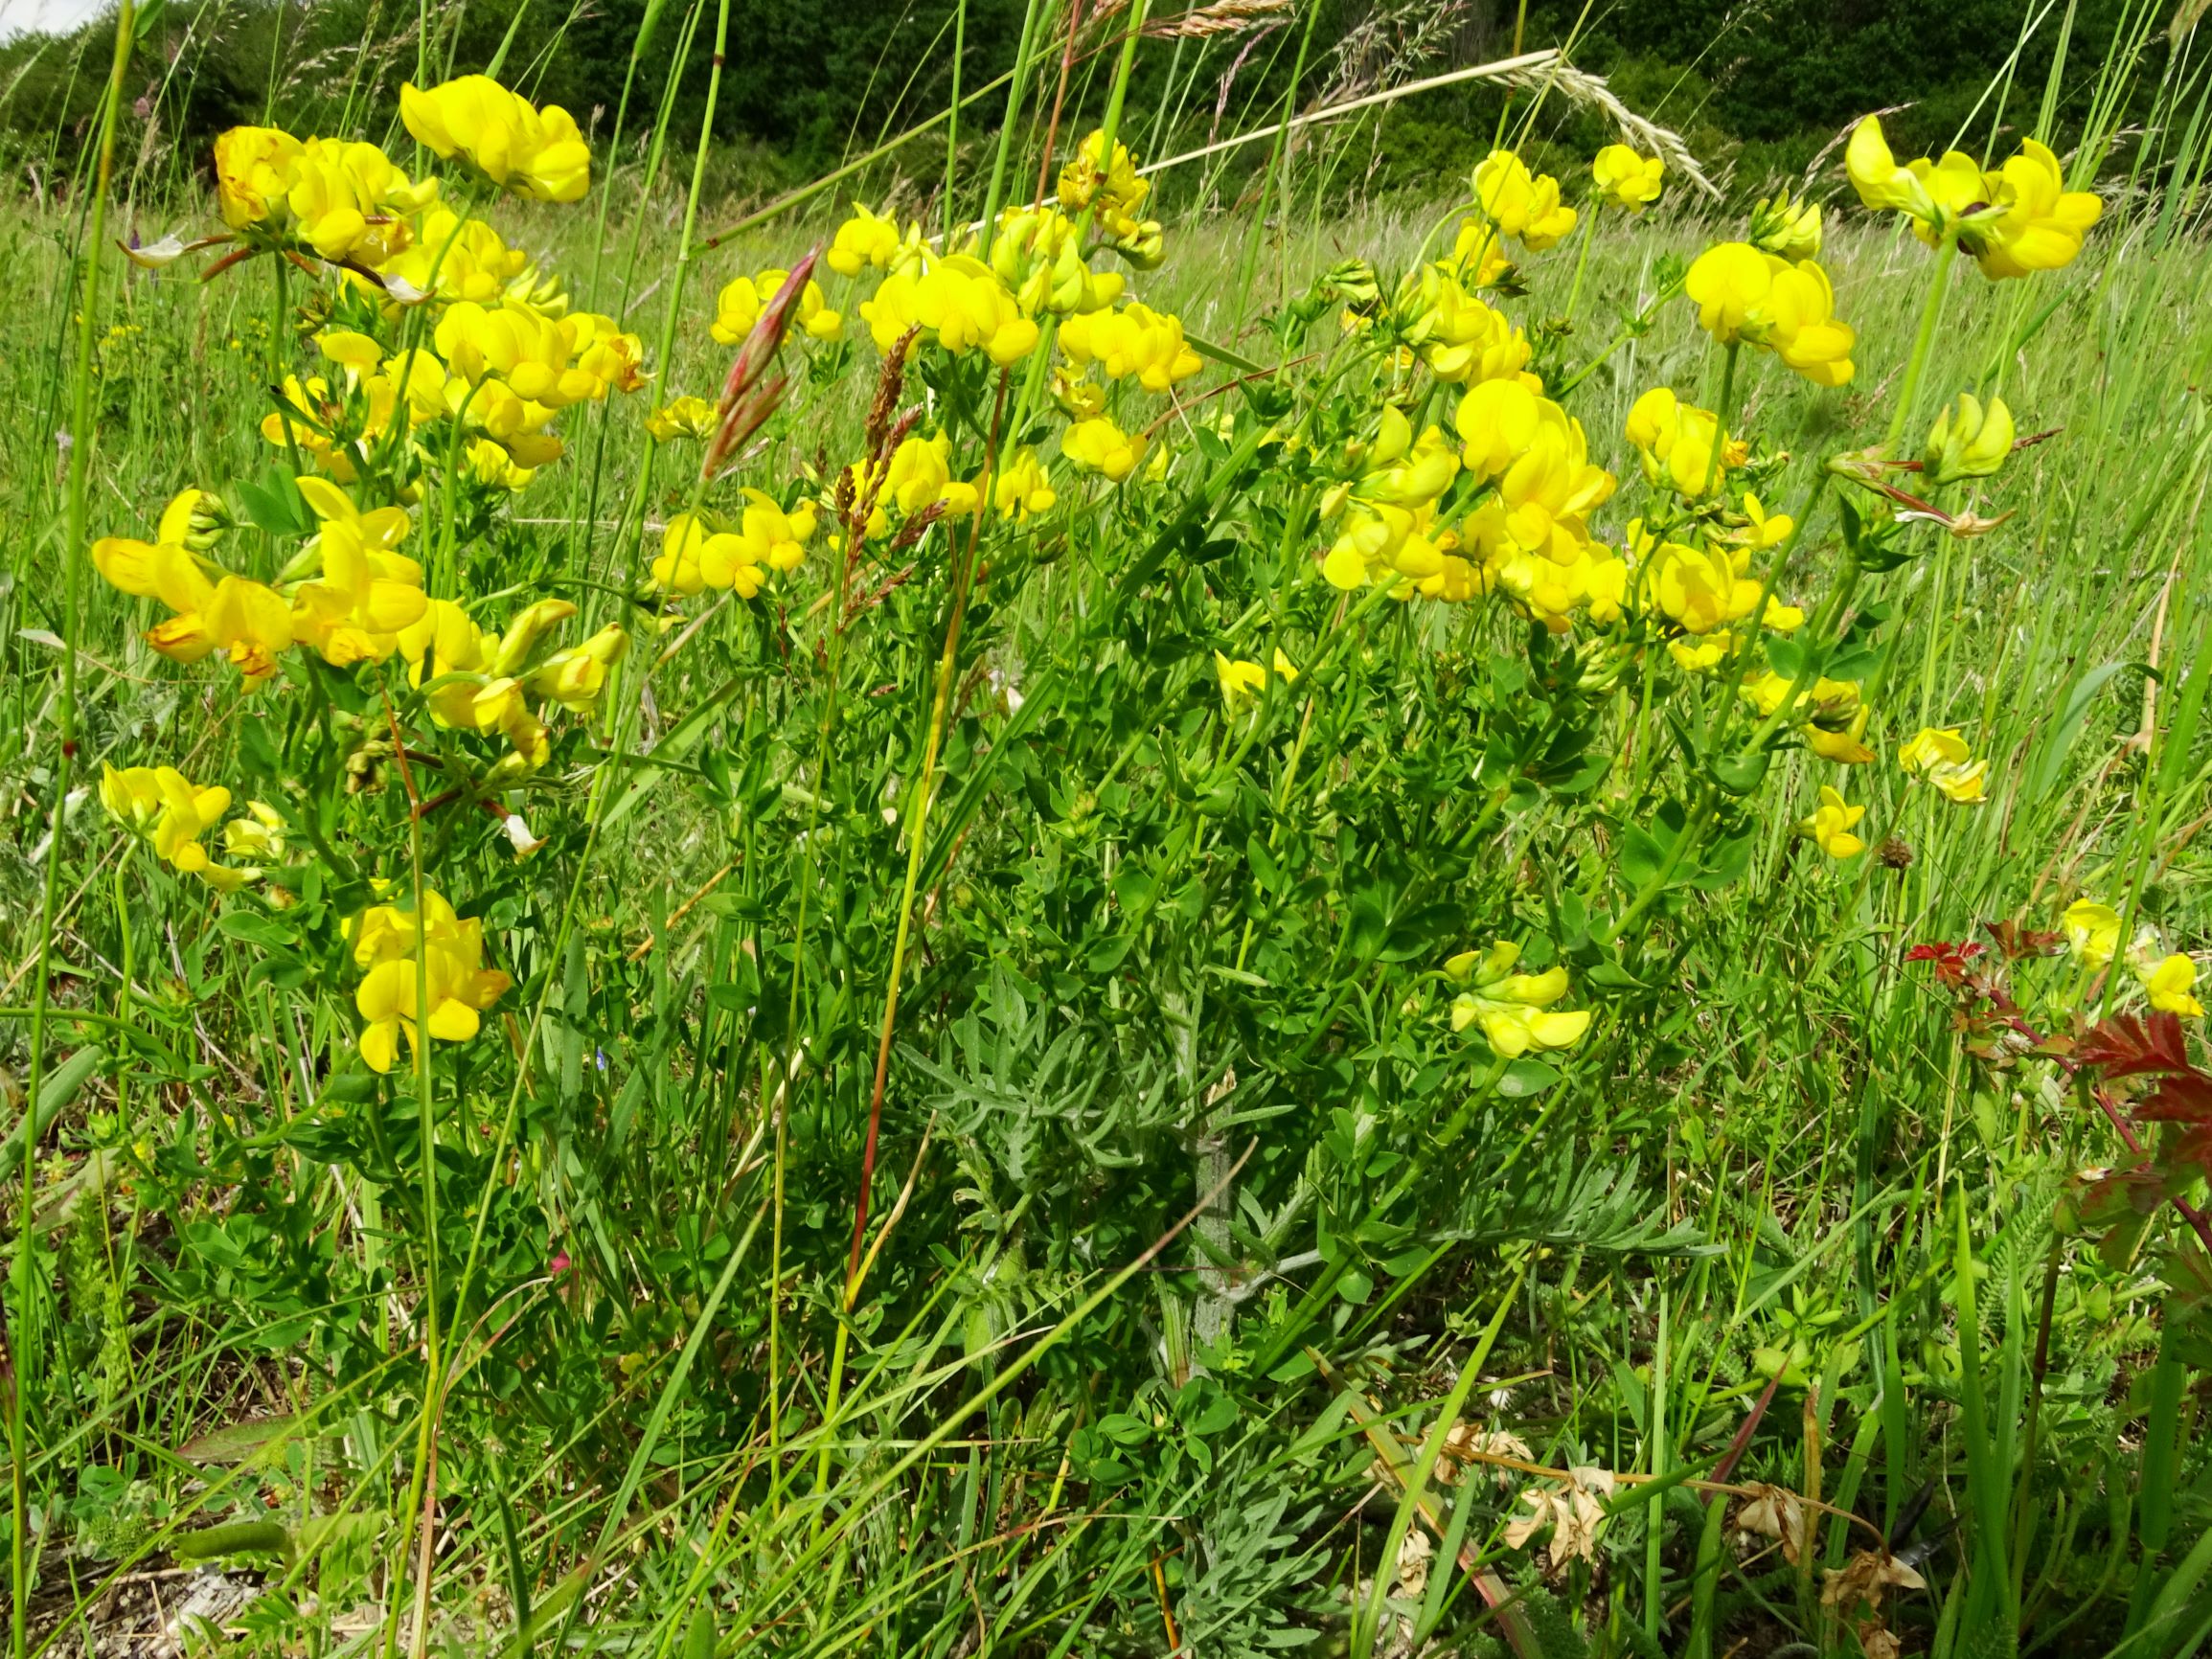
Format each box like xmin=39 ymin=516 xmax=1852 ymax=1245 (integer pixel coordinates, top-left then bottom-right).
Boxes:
xmin=5 ymin=11 xmax=2212 ymax=1658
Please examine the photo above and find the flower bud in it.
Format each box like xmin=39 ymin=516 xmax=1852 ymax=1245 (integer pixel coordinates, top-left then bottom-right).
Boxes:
xmin=1747 ymin=193 xmax=1821 ymax=261
xmin=490 ymin=598 xmax=579 ymax=675
xmin=157 ymin=487 xmax=234 ymax=553
xmin=1921 ymin=392 xmax=2015 ymax=484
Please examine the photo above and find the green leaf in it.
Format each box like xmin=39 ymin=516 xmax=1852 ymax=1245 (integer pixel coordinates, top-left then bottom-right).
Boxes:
xmin=1085 ymin=932 xmax=1135 ymax=972
xmin=217 ymin=909 xmax=298 ymax=950
xmin=1497 ymin=1058 xmax=1562 ymax=1098
xmin=235 ymin=466 xmax=313 ymax=538
xmin=1246 ymin=832 xmax=1282 ymax=894
xmin=1347 ymin=892 xmax=1390 ymax=962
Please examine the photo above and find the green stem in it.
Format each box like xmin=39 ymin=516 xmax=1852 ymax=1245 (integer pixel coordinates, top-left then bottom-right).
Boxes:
xmin=1704 ymin=341 xmax=1740 ymax=500
xmin=819 ymin=377 xmax=1014 ymax=1491
xmin=1556 ymin=272 xmax=1687 ymax=397
xmin=1562 ymin=197 xmax=1601 ymax=328
xmin=12 ymin=8 xmax=132 ymax=1655
xmin=1885 ymin=238 xmax=1960 ymax=455
xmin=943 ymin=0 xmax=968 ymax=244
xmin=977 ymin=0 xmax=1049 ymax=258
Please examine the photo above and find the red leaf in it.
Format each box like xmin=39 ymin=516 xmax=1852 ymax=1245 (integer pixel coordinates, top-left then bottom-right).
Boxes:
xmin=2076 ymin=1012 xmax=2194 ymax=1079
xmin=2138 ymin=1071 xmax=2212 ymax=1123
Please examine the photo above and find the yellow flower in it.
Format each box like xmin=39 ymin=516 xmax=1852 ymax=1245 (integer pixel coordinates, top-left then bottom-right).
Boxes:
xmin=988 ymin=205 xmax=1126 ymax=315
xmin=1797 ymin=786 xmax=1867 ymax=858
xmin=1469 ymin=150 xmax=1577 ymax=250
xmin=1737 ymin=493 xmax=1795 ymax=554
xmin=1748 ymin=192 xmax=1821 ymax=261
xmin=1669 ymin=633 xmax=1731 ymax=672
xmin=1396 ymin=264 xmax=1536 ymax=385
xmin=288 ymin=477 xmax=428 ymax=666
xmin=1898 ymin=725 xmax=1989 ymax=804
xmin=1644 ymin=538 xmax=1760 ymax=636
xmin=1625 ymin=388 xmax=1733 ymax=497
xmin=1683 ymin=243 xmax=1855 ymax=386
xmin=349 ymin=888 xmax=513 ymax=1073
xmin=859 ymin=254 xmax=1039 ymax=366
xmin=880 ymin=432 xmax=980 ymax=517
xmin=651 ymin=496 xmax=816 ymax=599
xmin=400 ymin=75 xmax=591 ymax=202
xmin=713 ymin=269 xmax=841 ymax=345
xmin=1591 ymin=145 xmax=1663 ymax=211
xmin=2141 ymin=953 xmax=2204 ymax=1016
xmin=399 ymin=597 xmax=491 ymax=686
xmin=95 ymin=524 xmax=295 ymax=683
xmin=1214 ymin=648 xmax=1297 ymax=709
xmin=991 ymin=447 xmax=1058 ymax=518
xmin=530 ymin=625 xmax=630 ymax=712
xmin=222 ymin=801 xmax=289 ymax=862
xmin=2064 ymin=899 xmax=2122 ymax=967
xmin=1058 ymin=129 xmax=1159 ymax=259
xmin=434 ymin=300 xmax=642 ymax=406
xmin=101 ymin=763 xmax=244 ymax=886
xmin=213 ymin=126 xmax=304 ymax=232
xmin=213 ymin=127 xmax=438 ymax=263
xmin=99 ymin=763 xmax=165 ymax=834
xmin=826 ymin=202 xmax=924 ymax=277
xmin=1921 ymin=393 xmax=2015 ymax=485
xmin=646 ymin=395 xmax=718 ymax=442
xmin=1057 ymin=302 xmax=1203 ymax=393
xmin=1060 ymin=416 xmax=1147 ymax=482
xmin=1444 ymin=942 xmax=1592 ymax=1057
xmin=1975 ymin=140 xmax=2104 ymax=278
xmin=1846 ymin=117 xmax=2101 ymax=278
xmin=1059 ymin=128 xmax=1146 ymax=214
xmin=1453 ymin=378 xmax=1543 ymax=481
xmin=1214 ymin=652 xmax=1267 ymax=708
xmin=372 ymin=208 xmax=559 ymax=307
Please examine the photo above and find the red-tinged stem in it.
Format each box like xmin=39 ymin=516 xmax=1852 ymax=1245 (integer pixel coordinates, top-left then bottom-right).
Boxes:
xmin=846 ymin=370 xmax=1014 ymax=1287
xmin=2088 ymin=1086 xmax=2212 ymax=1258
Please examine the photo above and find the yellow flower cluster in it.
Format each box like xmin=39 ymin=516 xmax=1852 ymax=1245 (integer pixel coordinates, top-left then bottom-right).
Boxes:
xmin=1847 ymin=117 xmax=2102 ymax=279
xmin=811 ymin=131 xmax=1196 ymax=498
xmin=1591 ymin=145 xmax=1664 ymax=212
xmin=1057 ymin=302 xmax=1202 ymax=392
xmin=100 ymin=764 xmax=270 ymax=891
xmin=1058 ymin=129 xmax=1163 ymax=266
xmin=399 ymin=74 xmax=592 ymax=202
xmin=347 ymin=888 xmax=513 ymax=1073
xmin=713 ymin=268 xmax=845 ymax=345
xmin=1455 ymin=385 xmax=1625 ymax=627
xmin=94 ymin=482 xmax=623 ymax=776
xmin=1683 ymin=243 xmax=1856 ymax=386
xmin=1394 ymin=263 xmax=1537 ymax=385
xmin=860 ymin=252 xmax=1040 ymax=367
xmin=653 ymin=495 xmax=819 ymax=598
xmin=1445 ymin=943 xmax=1592 ymax=1057
xmin=1469 ymin=150 xmax=1577 ymax=251
xmin=988 ymin=206 xmax=1127 ymax=315
xmin=373 ymin=207 xmax=566 ymax=308
xmin=211 ymin=127 xmax=439 ymax=263
xmin=826 ymin=202 xmax=926 ymax=277
xmin=399 ymin=596 xmax=628 ymax=777
xmin=1060 ymin=416 xmax=1149 ymax=482
xmin=1898 ymin=726 xmax=1989 ymax=803
xmin=1319 ymin=405 xmax=1465 ymax=596
xmin=1625 ymin=388 xmax=1740 ymax=498
xmin=175 ymin=83 xmax=646 ymax=492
